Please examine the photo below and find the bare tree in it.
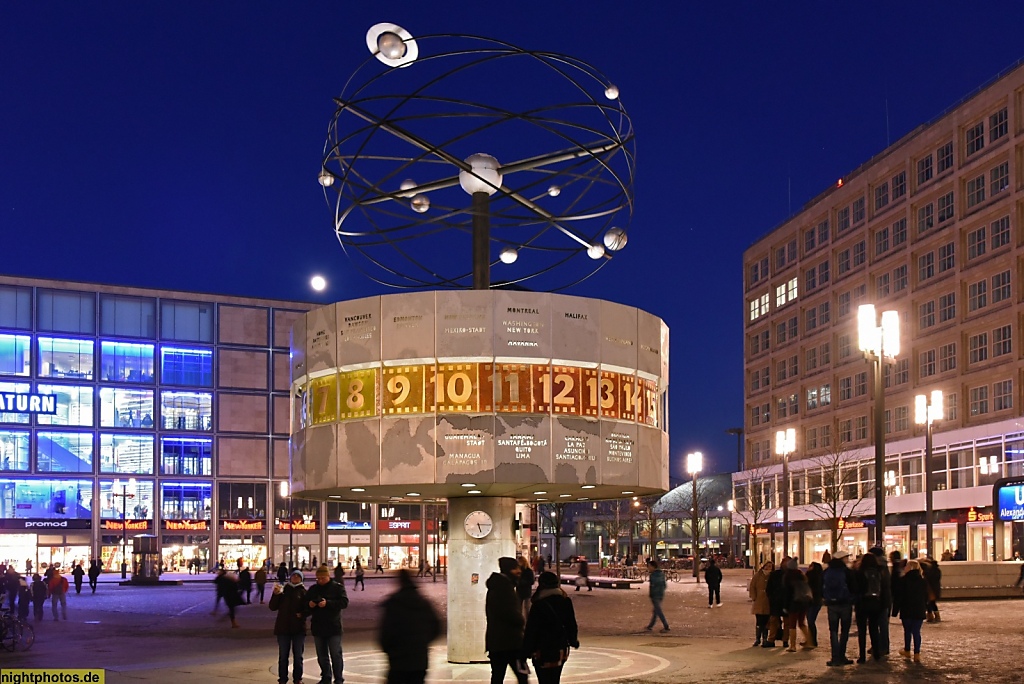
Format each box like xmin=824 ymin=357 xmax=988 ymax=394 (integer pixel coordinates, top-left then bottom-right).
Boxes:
xmin=804 ymin=427 xmax=868 ymax=554
xmin=731 ymin=464 xmax=778 ymax=572
xmin=632 ymin=495 xmax=666 ymax=559
xmin=656 ymin=476 xmax=730 ymax=581
xmin=537 ymin=503 xmax=572 ymax=575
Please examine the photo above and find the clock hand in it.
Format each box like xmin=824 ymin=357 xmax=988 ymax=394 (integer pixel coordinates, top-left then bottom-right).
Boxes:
xmin=477 ymin=523 xmax=483 ymax=533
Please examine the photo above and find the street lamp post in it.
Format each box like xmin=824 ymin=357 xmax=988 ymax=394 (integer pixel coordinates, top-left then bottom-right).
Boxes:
xmin=687 ymin=452 xmax=702 ymax=581
xmin=915 ymin=390 xmax=943 ymax=560
xmin=775 ymin=428 xmax=795 ymax=560
xmin=858 ymin=304 xmax=900 ymax=550
xmin=113 ymin=478 xmax=137 ymax=579
xmin=280 ymin=481 xmax=294 ymax=570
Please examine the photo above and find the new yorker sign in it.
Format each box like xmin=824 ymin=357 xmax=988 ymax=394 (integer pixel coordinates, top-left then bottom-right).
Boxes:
xmin=0 ymin=393 xmax=57 ymax=414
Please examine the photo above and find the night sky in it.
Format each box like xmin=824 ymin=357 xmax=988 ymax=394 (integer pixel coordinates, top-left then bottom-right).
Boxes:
xmin=4 ymin=3 xmax=1024 ymax=478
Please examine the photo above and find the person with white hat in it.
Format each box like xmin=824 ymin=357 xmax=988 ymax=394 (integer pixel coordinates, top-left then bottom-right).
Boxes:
xmin=821 ymin=550 xmax=854 ymax=667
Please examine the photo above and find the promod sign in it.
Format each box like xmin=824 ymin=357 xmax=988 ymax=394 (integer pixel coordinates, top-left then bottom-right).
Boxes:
xmin=0 ymin=392 xmax=57 ymax=414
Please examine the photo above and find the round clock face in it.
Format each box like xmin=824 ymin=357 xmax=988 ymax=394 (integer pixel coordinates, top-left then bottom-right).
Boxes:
xmin=464 ymin=510 xmax=494 ymax=539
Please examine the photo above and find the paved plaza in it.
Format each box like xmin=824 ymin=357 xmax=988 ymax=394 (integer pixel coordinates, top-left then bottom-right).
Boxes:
xmin=3 ymin=569 xmax=1023 ymax=683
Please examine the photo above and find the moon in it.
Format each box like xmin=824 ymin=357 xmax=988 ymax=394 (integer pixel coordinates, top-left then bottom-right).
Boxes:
xmin=310 ymin=275 xmax=326 ymax=292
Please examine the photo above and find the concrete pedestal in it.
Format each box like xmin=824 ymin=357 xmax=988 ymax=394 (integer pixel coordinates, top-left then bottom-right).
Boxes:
xmin=446 ymin=496 xmax=517 ymax=663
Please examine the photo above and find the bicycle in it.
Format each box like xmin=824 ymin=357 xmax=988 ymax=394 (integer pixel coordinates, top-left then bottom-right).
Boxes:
xmin=0 ymin=609 xmax=35 ymax=651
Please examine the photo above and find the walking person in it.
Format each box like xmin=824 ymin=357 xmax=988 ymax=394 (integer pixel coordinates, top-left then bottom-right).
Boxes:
xmin=868 ymin=547 xmax=892 ymax=657
xmin=71 ymin=561 xmax=85 ymax=594
xmin=353 ymin=558 xmax=365 ymax=591
xmin=375 ymin=556 xmax=385 ymax=574
xmin=486 ymin=557 xmax=528 ymax=684
xmin=574 ymin=559 xmax=591 ymax=592
xmin=214 ymin=569 xmax=242 ymax=627
xmin=749 ymin=560 xmax=772 ymax=646
xmin=5 ymin=566 xmax=20 ymax=611
xmin=803 ymin=561 xmax=824 ymax=649
xmin=87 ymin=559 xmax=101 ymax=593
xmin=894 ymin=559 xmax=928 ymax=663
xmin=822 ymin=550 xmax=854 ymax=667
xmin=239 ymin=565 xmax=253 ymax=604
xmin=781 ymin=558 xmax=812 ymax=652
xmin=47 ymin=567 xmax=68 ymax=621
xmin=277 ymin=561 xmax=289 ymax=584
xmin=255 ymin=564 xmax=268 ymax=604
xmin=16 ymin=576 xmax=30 ymax=622
xmin=30 ymin=574 xmax=46 ymax=622
xmin=270 ymin=569 xmax=308 ymax=684
xmin=333 ymin=561 xmax=346 ymax=587
xmin=853 ymin=552 xmax=885 ymax=663
xmin=379 ymin=569 xmax=441 ymax=684
xmin=644 ymin=560 xmax=669 ymax=632
xmin=704 ymin=557 xmax=723 ymax=607
xmin=920 ymin=557 xmax=942 ymax=622
xmin=517 ymin=556 xmax=535 ymax=620
xmin=524 ymin=572 xmax=580 ymax=684
xmin=305 ymin=565 xmax=349 ymax=684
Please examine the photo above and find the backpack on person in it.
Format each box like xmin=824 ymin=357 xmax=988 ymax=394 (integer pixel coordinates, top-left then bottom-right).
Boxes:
xmin=822 ymin=567 xmax=851 ymax=605
xmin=792 ymin=578 xmax=813 ymax=606
xmin=862 ymin=567 xmax=882 ymax=602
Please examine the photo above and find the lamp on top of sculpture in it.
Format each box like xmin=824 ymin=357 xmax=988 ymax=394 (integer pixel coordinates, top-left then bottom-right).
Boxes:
xmin=320 ymin=23 xmax=635 ymax=292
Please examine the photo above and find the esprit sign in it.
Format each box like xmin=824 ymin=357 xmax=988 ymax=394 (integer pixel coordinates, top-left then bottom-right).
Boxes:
xmin=0 ymin=393 xmax=57 ymax=414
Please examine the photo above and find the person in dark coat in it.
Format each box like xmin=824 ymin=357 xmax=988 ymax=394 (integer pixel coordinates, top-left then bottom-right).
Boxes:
xmin=704 ymin=558 xmax=723 ymax=607
xmin=270 ymin=569 xmax=308 ymax=684
xmin=781 ymin=558 xmax=811 ymax=652
xmin=822 ymin=551 xmax=855 ymax=667
xmin=239 ymin=566 xmax=253 ymax=604
xmin=867 ymin=547 xmax=892 ymax=657
xmin=517 ymin=556 xmax=535 ymax=620
xmin=255 ymin=565 xmax=268 ymax=604
xmin=277 ymin=561 xmax=289 ymax=584
xmin=804 ymin=561 xmax=824 ymax=649
xmin=30 ymin=574 xmax=46 ymax=622
xmin=71 ymin=561 xmax=85 ymax=594
xmin=333 ymin=562 xmax=346 ymax=587
xmin=895 ymin=559 xmax=928 ymax=662
xmin=379 ymin=569 xmax=441 ymax=684
xmin=852 ymin=552 xmax=884 ymax=663
xmin=16 ymin=577 xmax=30 ymax=621
xmin=305 ymin=565 xmax=349 ymax=684
xmin=5 ymin=567 xmax=21 ymax=612
xmin=486 ymin=556 xmax=527 ymax=684
xmin=764 ymin=556 xmax=788 ymax=646
xmin=353 ymin=558 xmax=365 ymax=591
xmin=919 ymin=558 xmax=942 ymax=622
xmin=523 ymin=572 xmax=579 ymax=684
xmin=575 ymin=559 xmax=590 ymax=592
xmin=214 ymin=570 xmax=243 ymax=628
xmin=87 ymin=559 xmax=101 ymax=593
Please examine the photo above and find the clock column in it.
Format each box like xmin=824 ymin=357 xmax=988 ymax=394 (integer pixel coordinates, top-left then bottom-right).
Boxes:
xmin=447 ymin=496 xmax=518 ymax=663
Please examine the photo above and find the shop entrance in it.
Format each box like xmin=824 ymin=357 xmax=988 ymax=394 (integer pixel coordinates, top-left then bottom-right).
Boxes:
xmin=161 ymin=535 xmax=210 ymax=573
xmin=217 ymin=535 xmax=266 ymax=571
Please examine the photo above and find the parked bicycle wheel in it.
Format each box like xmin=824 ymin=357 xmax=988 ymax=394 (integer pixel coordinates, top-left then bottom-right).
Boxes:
xmin=14 ymin=621 xmax=34 ymax=651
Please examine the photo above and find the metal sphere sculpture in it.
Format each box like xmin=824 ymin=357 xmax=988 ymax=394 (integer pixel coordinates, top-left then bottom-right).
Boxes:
xmin=320 ymin=23 xmax=636 ymax=291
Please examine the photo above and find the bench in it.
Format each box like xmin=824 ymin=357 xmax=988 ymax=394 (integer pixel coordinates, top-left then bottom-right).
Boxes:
xmin=935 ymin=561 xmax=1024 ymax=600
xmin=557 ymin=574 xmax=643 ymax=589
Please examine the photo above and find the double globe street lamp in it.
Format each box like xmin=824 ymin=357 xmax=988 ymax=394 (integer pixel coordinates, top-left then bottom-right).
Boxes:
xmin=686 ymin=452 xmax=703 ymax=580
xmin=112 ymin=477 xmax=137 ymax=579
xmin=775 ymin=428 xmax=795 ymax=560
xmin=915 ymin=390 xmax=943 ymax=560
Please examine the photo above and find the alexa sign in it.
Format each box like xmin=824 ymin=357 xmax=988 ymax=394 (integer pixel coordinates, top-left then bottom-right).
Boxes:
xmin=995 ymin=479 xmax=1024 ymax=521
xmin=0 ymin=393 xmax=57 ymax=415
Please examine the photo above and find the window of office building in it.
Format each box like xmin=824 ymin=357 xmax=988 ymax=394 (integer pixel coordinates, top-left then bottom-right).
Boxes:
xmin=940 ymin=343 xmax=957 ymax=373
xmin=218 ymin=482 xmax=267 ymax=520
xmin=874 ymin=226 xmax=890 ymax=257
xmin=892 ymin=218 xmax=907 ymax=247
xmin=0 ymin=382 xmax=30 ymax=425
xmin=938 ymin=242 xmax=955 ymax=273
xmin=939 ymin=292 xmax=956 ymax=323
xmin=0 ymin=334 xmax=30 ymax=377
xmin=993 ymin=325 xmax=1012 ymax=358
xmin=852 ymin=197 xmax=865 ymax=224
xmin=160 ymin=347 xmax=213 ymax=387
xmin=837 ymin=206 xmax=850 ymax=234
xmin=99 ymin=479 xmax=154 ymax=520
xmin=892 ymin=171 xmax=906 ymax=200
xmin=161 ymin=481 xmax=212 ymax=520
xmin=966 ymin=121 xmax=985 ymax=156
xmin=37 ymin=431 xmax=93 ymax=473
xmin=874 ymin=182 xmax=889 ymax=211
xmin=894 ymin=359 xmax=909 ymax=385
xmin=0 ymin=286 xmax=31 ymax=331
xmin=938 ymin=192 xmax=954 ymax=223
xmin=944 ymin=393 xmax=958 ymax=421
xmin=992 ymin=270 xmax=1011 ymax=303
xmin=917 ymin=155 xmax=933 ymax=185
xmin=274 ymin=482 xmax=320 ymax=524
xmin=805 ymin=347 xmax=817 ymax=371
xmin=893 ymin=265 xmax=908 ymax=292
xmin=0 ymin=430 xmax=29 ymax=471
xmin=917 ymin=203 xmax=934 ymax=234
xmin=839 ymin=377 xmax=852 ymax=401
xmin=100 ymin=295 xmax=156 ymax=339
xmin=161 ymin=301 xmax=214 ymax=343
xmin=994 ymin=380 xmax=1013 ymax=412
xmin=0 ymin=478 xmax=92 ymax=520
xmin=936 ymin=142 xmax=953 ymax=173
xmin=837 ymin=249 xmax=851 ymax=275
xmin=918 ymin=252 xmax=935 ymax=282
xmin=920 ymin=349 xmax=936 ymax=379
xmin=750 ymin=257 xmax=769 ymax=285
xmin=160 ymin=391 xmax=212 ymax=431
xmin=100 ymin=341 xmax=155 ymax=383
xmin=968 ymin=226 xmax=986 ymax=260
xmin=989 ymin=108 xmax=1008 ymax=142
xmin=99 ymin=434 xmax=154 ymax=475
xmin=37 ymin=290 xmax=95 ymax=335
xmin=749 ymin=294 xmax=769 ymax=322
xmin=969 ymin=280 xmax=987 ymax=312
xmin=37 ymin=385 xmax=93 ymax=427
xmin=99 ymin=388 xmax=154 ymax=429
xmin=990 ymin=216 xmax=1010 ymax=249
xmin=160 ymin=437 xmax=212 ymax=476
xmin=969 ymin=333 xmax=989 ymax=364
xmin=38 ymin=337 xmax=94 ymax=380
xmin=991 ymin=161 xmax=1009 ymax=196
xmin=970 ymin=385 xmax=989 ymax=416
xmin=919 ymin=301 xmax=935 ymax=330
xmin=876 ymin=273 xmax=890 ymax=299
xmin=967 ymin=174 xmax=986 ymax=208
xmin=853 ymin=241 xmax=866 ymax=267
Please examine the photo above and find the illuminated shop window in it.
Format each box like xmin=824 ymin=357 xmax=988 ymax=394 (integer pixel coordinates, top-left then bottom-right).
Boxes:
xmin=0 ymin=430 xmax=29 ymax=471
xmin=160 ymin=437 xmax=212 ymax=476
xmin=99 ymin=388 xmax=155 ymax=429
xmin=0 ymin=334 xmax=30 ymax=377
xmin=38 ymin=337 xmax=94 ymax=380
xmin=99 ymin=479 xmax=154 ymax=520
xmin=160 ymin=347 xmax=213 ymax=387
xmin=160 ymin=391 xmax=212 ymax=431
xmin=0 ymin=478 xmax=93 ymax=519
xmin=100 ymin=341 xmax=154 ymax=383
xmin=37 ymin=431 xmax=93 ymax=473
xmin=37 ymin=385 xmax=94 ymax=427
xmin=0 ymin=382 xmax=31 ymax=425
xmin=100 ymin=434 xmax=154 ymax=475
xmin=161 ymin=481 xmax=212 ymax=519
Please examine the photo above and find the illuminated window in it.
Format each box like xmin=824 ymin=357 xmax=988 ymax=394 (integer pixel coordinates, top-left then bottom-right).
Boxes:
xmin=160 ymin=437 xmax=213 ymax=476
xmin=160 ymin=391 xmax=212 ymax=431
xmin=0 ymin=335 xmax=30 ymax=377
xmin=99 ymin=388 xmax=154 ymax=429
xmin=38 ymin=338 xmax=93 ymax=380
xmin=101 ymin=341 xmax=154 ymax=383
xmin=160 ymin=347 xmax=213 ymax=387
xmin=100 ymin=479 xmax=155 ymax=520
xmin=161 ymin=481 xmax=212 ymax=520
xmin=0 ymin=430 xmax=30 ymax=471
xmin=37 ymin=385 xmax=94 ymax=427
xmin=749 ymin=293 xmax=770 ymax=322
xmin=37 ymin=431 xmax=93 ymax=473
xmin=0 ymin=382 xmax=30 ymax=425
xmin=99 ymin=434 xmax=154 ymax=474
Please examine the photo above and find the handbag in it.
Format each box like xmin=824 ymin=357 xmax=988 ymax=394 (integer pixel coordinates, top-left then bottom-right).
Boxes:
xmin=574 ymin=576 xmax=587 ymax=587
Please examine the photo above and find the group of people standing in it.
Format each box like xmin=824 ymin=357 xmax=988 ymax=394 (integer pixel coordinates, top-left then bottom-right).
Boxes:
xmin=0 ymin=562 xmax=92 ymax=622
xmin=749 ymin=548 xmax=943 ymax=667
